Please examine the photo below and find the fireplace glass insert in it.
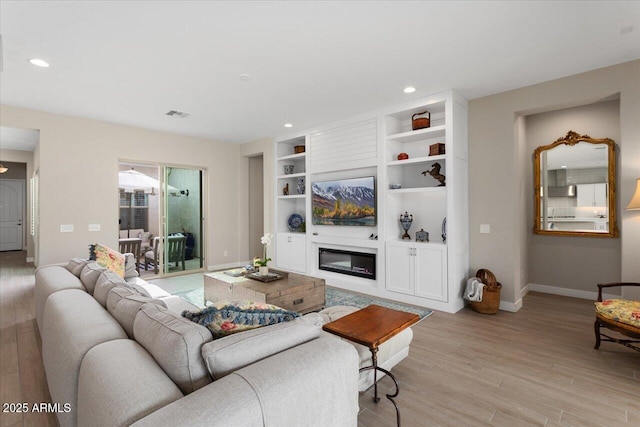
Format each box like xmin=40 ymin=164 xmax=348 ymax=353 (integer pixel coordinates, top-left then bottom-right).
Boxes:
xmin=318 ymin=248 xmax=376 ymax=280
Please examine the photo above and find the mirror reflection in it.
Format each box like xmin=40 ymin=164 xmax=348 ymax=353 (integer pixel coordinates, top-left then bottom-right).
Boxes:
xmin=534 ymin=131 xmax=617 ymax=237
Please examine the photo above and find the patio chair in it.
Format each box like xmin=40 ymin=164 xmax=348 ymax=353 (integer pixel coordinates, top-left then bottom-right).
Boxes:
xmin=118 ymin=237 xmax=142 ymax=274
xmin=594 ymin=282 xmax=640 ymax=352
xmin=144 ymin=235 xmax=187 ymax=274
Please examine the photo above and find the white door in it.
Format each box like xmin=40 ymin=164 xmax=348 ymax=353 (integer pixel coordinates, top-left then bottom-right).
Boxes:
xmin=0 ymin=179 xmax=24 ymax=251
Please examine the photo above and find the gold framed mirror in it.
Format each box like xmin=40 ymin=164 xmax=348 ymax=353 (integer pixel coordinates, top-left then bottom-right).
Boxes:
xmin=533 ymin=130 xmax=618 ymax=237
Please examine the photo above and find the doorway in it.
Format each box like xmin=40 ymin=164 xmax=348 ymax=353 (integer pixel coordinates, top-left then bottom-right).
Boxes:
xmin=118 ymin=161 xmax=205 ymax=277
xmin=0 ymin=179 xmax=25 ymax=251
xmin=248 ymin=155 xmax=264 ymax=259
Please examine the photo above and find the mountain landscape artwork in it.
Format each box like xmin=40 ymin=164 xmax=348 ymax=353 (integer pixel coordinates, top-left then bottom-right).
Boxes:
xmin=312 ymin=177 xmax=376 ymax=226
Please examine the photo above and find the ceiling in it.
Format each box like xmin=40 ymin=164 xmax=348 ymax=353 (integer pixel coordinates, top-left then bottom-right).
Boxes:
xmin=1 ymin=1 xmax=639 ymax=146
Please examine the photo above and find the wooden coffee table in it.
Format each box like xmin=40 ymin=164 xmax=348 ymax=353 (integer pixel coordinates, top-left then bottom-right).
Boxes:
xmin=322 ymin=304 xmax=420 ymax=427
xmin=204 ymin=270 xmax=325 ymax=314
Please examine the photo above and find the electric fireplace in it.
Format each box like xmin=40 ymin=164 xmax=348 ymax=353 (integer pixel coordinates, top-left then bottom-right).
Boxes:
xmin=318 ymin=248 xmax=376 ymax=280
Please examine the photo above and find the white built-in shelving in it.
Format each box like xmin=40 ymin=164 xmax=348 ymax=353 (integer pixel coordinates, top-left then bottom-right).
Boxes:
xmin=273 ymin=90 xmax=468 ymax=313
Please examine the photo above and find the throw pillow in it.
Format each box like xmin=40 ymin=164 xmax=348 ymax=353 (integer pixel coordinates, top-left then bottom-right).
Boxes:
xmin=93 ymin=243 xmax=125 ymax=278
xmin=182 ymin=301 xmax=300 ymax=339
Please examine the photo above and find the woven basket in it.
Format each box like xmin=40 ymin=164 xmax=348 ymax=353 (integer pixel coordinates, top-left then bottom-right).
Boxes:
xmin=469 ymin=268 xmax=502 ymax=315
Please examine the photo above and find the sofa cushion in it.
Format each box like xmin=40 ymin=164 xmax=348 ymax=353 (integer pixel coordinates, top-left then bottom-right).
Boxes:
xmin=125 ymin=277 xmax=171 ymax=299
xmin=94 ymin=243 xmax=126 ymax=277
xmin=201 ymin=318 xmax=320 ymax=380
xmin=35 ymin=265 xmax=86 ymax=332
xmin=80 ymin=262 xmax=107 ymax=295
xmin=595 ymin=299 xmax=640 ymax=328
xmin=124 ymin=253 xmax=139 ymax=279
xmin=182 ymin=301 xmax=300 ymax=339
xmin=161 ymin=295 xmax=201 ymax=314
xmin=93 ymin=270 xmax=127 ymax=307
xmin=134 ymin=304 xmax=213 ymax=394
xmin=41 ymin=289 xmax=127 ymax=427
xmin=78 ymin=339 xmax=183 ymax=427
xmin=66 ymin=258 xmax=89 ymax=277
xmin=106 ymin=287 xmax=167 ymax=338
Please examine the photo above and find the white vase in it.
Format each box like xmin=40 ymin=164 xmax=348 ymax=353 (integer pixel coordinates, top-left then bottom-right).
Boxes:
xmin=259 ymin=266 xmax=269 ymax=276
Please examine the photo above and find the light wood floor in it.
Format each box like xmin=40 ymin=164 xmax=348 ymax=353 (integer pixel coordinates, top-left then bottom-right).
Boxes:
xmin=1 ymin=251 xmax=638 ymax=427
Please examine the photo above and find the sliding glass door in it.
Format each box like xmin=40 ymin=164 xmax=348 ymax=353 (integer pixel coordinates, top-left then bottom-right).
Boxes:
xmin=118 ymin=161 xmax=204 ymax=277
xmin=162 ymin=166 xmax=204 ymax=274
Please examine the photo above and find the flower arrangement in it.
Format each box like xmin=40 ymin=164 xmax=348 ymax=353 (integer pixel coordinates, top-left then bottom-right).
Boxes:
xmin=255 ymin=233 xmax=273 ymax=267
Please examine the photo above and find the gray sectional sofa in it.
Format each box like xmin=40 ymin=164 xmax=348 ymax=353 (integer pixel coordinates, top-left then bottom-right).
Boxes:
xmin=35 ymin=258 xmax=359 ymax=427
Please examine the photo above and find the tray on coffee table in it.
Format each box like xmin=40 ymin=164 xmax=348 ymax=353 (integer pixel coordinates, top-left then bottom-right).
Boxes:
xmin=246 ymin=271 xmax=288 ymax=282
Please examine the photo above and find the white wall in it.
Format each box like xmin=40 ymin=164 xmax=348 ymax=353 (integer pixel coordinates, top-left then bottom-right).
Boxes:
xmin=469 ymin=60 xmax=640 ymax=306
xmin=0 ymin=105 xmax=241 ymax=268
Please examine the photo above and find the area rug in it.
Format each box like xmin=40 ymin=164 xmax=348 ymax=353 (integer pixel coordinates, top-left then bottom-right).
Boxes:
xmin=175 ymin=286 xmax=432 ymax=319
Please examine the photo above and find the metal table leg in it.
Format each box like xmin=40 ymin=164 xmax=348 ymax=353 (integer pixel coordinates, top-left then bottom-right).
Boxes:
xmin=360 ymin=347 xmax=402 ymax=426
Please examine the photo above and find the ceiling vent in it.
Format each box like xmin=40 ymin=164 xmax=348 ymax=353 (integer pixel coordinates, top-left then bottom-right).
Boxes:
xmin=166 ymin=110 xmax=190 ymax=118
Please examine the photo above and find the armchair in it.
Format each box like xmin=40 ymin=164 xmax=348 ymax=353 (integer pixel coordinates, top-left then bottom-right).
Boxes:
xmin=594 ymin=283 xmax=640 ymax=352
xmin=144 ymin=235 xmax=187 ymax=274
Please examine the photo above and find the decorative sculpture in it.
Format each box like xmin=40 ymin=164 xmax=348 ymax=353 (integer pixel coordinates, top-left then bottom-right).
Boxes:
xmin=283 ymin=183 xmax=289 ymax=196
xmin=399 ymin=212 xmax=413 ymax=240
xmin=422 ymin=162 xmax=446 ymax=186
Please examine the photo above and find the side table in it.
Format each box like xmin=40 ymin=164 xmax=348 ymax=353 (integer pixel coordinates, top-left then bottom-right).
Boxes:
xmin=322 ymin=304 xmax=419 ymax=427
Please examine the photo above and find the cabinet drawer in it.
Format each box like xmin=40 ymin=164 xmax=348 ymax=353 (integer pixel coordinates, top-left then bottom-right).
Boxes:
xmin=268 ymin=285 xmax=325 ymax=314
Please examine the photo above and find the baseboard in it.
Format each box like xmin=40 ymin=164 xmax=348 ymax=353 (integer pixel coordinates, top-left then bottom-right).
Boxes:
xmin=520 ymin=284 xmax=530 ymax=299
xmin=528 ymin=283 xmax=618 ymax=301
xmin=499 ymin=299 xmax=522 ymax=312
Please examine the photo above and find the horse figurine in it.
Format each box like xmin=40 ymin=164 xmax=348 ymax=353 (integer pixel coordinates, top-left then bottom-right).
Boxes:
xmin=422 ymin=162 xmax=446 ymax=186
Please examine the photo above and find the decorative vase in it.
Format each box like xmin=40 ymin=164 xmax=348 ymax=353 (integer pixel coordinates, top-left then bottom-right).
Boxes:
xmin=259 ymin=266 xmax=269 ymax=276
xmin=399 ymin=211 xmax=413 ymax=240
xmin=296 ymin=177 xmax=305 ymax=195
xmin=284 ymin=165 xmax=295 ymax=175
xmin=416 ymin=228 xmax=429 ymax=242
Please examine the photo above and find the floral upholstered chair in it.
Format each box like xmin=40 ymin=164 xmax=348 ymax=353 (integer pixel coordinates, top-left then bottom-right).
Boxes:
xmin=594 ymin=283 xmax=640 ymax=352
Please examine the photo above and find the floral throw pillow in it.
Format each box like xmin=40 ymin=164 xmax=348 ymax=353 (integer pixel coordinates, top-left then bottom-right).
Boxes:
xmin=182 ymin=301 xmax=300 ymax=339
xmin=595 ymin=299 xmax=640 ymax=328
xmin=93 ymin=243 xmax=125 ymax=278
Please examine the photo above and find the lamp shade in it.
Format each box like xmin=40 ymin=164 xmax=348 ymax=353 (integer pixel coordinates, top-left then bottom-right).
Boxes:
xmin=627 ymin=178 xmax=640 ymax=210
xmin=0 ymin=164 xmax=8 ymax=174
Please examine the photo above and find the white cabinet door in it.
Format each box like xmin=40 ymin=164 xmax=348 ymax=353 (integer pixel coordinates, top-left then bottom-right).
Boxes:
xmin=385 ymin=242 xmax=414 ymax=295
xmin=577 ymin=183 xmax=607 ymax=207
xmin=276 ymin=233 xmax=306 ymax=273
xmin=577 ymin=184 xmax=595 ymax=207
xmin=593 ymin=183 xmax=607 ymax=207
xmin=414 ymin=245 xmax=447 ymax=302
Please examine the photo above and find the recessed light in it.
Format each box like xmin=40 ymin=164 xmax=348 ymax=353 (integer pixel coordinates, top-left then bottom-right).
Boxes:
xmin=403 ymin=86 xmax=416 ymax=94
xmin=560 ymin=165 xmax=567 ymax=168
xmin=284 ymin=123 xmax=293 ymax=128
xmin=238 ymin=73 xmax=252 ymax=81
xmin=29 ymin=58 xmax=50 ymax=68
